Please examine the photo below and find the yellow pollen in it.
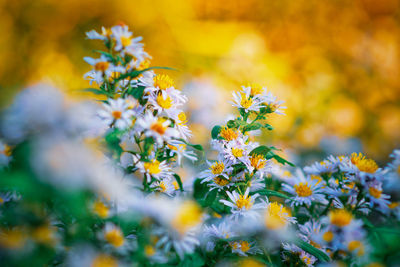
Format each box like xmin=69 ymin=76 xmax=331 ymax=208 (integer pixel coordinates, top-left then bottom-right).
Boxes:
xmin=0 ymin=197 xmax=3 ymax=204
xmin=144 ymin=245 xmax=155 ymax=257
xmin=310 ymin=240 xmax=321 ymax=249
xmin=240 ymin=241 xmax=250 ymax=252
xmin=240 ymin=93 xmax=253 ymax=109
xmin=172 ymin=201 xmax=202 ymax=234
xmin=138 ymin=59 xmax=151 ymax=70
xmin=348 ymin=240 xmax=364 ymax=256
xmin=329 ymin=209 xmax=352 ymax=227
xmin=144 ymin=160 xmax=161 ymax=175
xmin=111 ymin=110 xmax=122 ymax=119
xmin=213 ymin=176 xmax=230 ymax=186
xmin=322 ymin=231 xmax=334 ymax=242
xmin=210 ymin=161 xmax=224 ymax=175
xmin=91 ymin=254 xmax=118 ymax=267
xmin=177 ymin=112 xmax=188 ymax=125
xmin=294 ymin=182 xmax=313 ymax=197
xmin=351 ymin=153 xmax=378 ymax=173
xmin=172 ymin=181 xmax=179 ymax=190
xmin=156 ymin=94 xmax=173 ymax=109
xmin=94 ymin=61 xmax=109 ymax=72
xmin=388 ymin=202 xmax=399 ymax=209
xmin=105 ymin=228 xmax=124 ymax=247
xmin=2 ymin=144 xmax=12 ymax=157
xmin=250 ymin=154 xmax=266 ymax=170
xmin=159 ymin=181 xmax=167 ymax=192
xmin=150 ymin=120 xmax=167 ymax=135
xmin=232 ymin=147 xmax=244 ymax=158
xmin=264 ymin=202 xmax=289 ymax=230
xmin=236 ymin=195 xmax=252 ymax=210
xmin=93 ymin=200 xmax=109 ymax=218
xmin=220 ymin=127 xmax=238 ymax=141
xmin=120 ymin=36 xmax=132 ymax=47
xmin=246 ymin=83 xmax=263 ymax=96
xmin=32 ymin=224 xmax=56 ymax=245
xmin=302 ymin=255 xmax=312 ymax=265
xmin=153 ymin=74 xmax=175 ymax=90
xmin=0 ymin=228 xmax=27 ymax=249
xmin=369 ymin=187 xmax=382 ymax=199
xmin=239 ymin=259 xmax=265 ymax=267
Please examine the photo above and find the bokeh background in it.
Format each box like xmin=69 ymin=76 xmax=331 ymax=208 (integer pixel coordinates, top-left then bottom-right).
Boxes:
xmin=1 ymin=0 xmax=400 ymax=164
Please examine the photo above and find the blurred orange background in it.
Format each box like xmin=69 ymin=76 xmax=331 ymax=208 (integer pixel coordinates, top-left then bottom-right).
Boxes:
xmin=1 ymin=0 xmax=399 ymax=163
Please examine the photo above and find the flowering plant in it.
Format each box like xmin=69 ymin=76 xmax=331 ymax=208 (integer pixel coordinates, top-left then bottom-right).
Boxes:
xmin=0 ymin=24 xmax=399 ymax=267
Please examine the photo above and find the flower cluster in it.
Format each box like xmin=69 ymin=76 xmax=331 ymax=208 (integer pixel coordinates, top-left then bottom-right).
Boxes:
xmin=0 ymin=24 xmax=400 ymax=267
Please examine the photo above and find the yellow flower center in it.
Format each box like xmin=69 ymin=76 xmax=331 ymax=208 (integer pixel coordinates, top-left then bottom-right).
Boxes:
xmin=348 ymin=240 xmax=364 ymax=256
xmin=0 ymin=228 xmax=27 ymax=249
xmin=91 ymin=254 xmax=118 ymax=267
xmin=247 ymin=83 xmax=263 ymax=96
xmin=240 ymin=93 xmax=253 ymax=109
xmin=150 ymin=120 xmax=167 ymax=135
xmin=172 ymin=201 xmax=202 ymax=234
xmin=144 ymin=160 xmax=161 ymax=175
xmin=213 ymin=176 xmax=230 ymax=186
xmin=309 ymin=240 xmax=321 ymax=249
xmin=294 ymin=182 xmax=313 ymax=197
xmin=239 ymin=259 xmax=265 ymax=267
xmin=94 ymin=61 xmax=109 ymax=72
xmin=236 ymin=195 xmax=252 ymax=210
xmin=138 ymin=59 xmax=151 ymax=70
xmin=329 ymin=209 xmax=352 ymax=227
xmin=144 ymin=245 xmax=155 ymax=257
xmin=250 ymin=154 xmax=266 ymax=170
xmin=397 ymin=165 xmax=400 ymax=175
xmin=210 ymin=161 xmax=225 ymax=175
xmin=112 ymin=110 xmax=122 ymax=119
xmin=177 ymin=112 xmax=188 ymax=125
xmin=232 ymin=148 xmax=244 ymax=158
xmin=220 ymin=127 xmax=238 ymax=141
xmin=172 ymin=181 xmax=179 ymax=190
xmin=264 ymin=202 xmax=290 ymax=230
xmin=302 ymin=255 xmax=313 ymax=265
xmin=159 ymin=181 xmax=167 ymax=192
xmin=2 ymin=144 xmax=12 ymax=157
xmin=32 ymin=225 xmax=56 ymax=245
xmin=105 ymin=228 xmax=124 ymax=247
xmin=322 ymin=231 xmax=334 ymax=242
xmin=240 ymin=241 xmax=250 ymax=252
xmin=93 ymin=200 xmax=109 ymax=218
xmin=388 ymin=202 xmax=399 ymax=209
xmin=120 ymin=36 xmax=131 ymax=47
xmin=156 ymin=94 xmax=173 ymax=109
xmin=153 ymin=74 xmax=175 ymax=90
xmin=351 ymin=153 xmax=379 ymax=173
xmin=369 ymin=187 xmax=382 ymax=199
xmin=311 ymin=175 xmax=323 ymax=186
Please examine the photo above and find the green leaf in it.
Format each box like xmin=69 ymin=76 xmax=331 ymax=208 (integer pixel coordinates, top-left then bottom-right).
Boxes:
xmin=293 ymin=239 xmax=330 ymax=262
xmin=263 ymin=123 xmax=274 ymax=130
xmin=129 ymin=85 xmax=146 ymax=100
xmin=173 ymin=174 xmax=184 ymax=192
xmin=193 ymin=179 xmax=208 ymax=201
xmin=272 ymin=154 xmax=295 ymax=167
xmin=243 ymin=122 xmax=262 ymax=132
xmin=142 ymin=137 xmax=154 ymax=156
xmin=204 ymin=189 xmax=218 ymax=207
xmin=211 ymin=125 xmax=222 ymax=139
xmin=253 ymin=189 xmax=291 ymax=200
xmin=249 ymin=146 xmax=272 ymax=157
xmin=105 ymin=129 xmax=124 ymax=157
xmin=94 ymin=50 xmax=115 ymax=62
xmin=188 ymin=143 xmax=203 ymax=151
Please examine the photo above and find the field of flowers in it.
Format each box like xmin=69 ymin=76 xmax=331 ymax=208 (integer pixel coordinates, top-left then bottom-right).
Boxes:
xmin=0 ymin=23 xmax=400 ymax=266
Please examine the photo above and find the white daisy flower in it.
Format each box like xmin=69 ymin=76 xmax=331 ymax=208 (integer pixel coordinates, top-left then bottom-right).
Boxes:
xmin=83 ymin=55 xmax=125 ymax=85
xmin=340 ymin=152 xmax=380 ymax=176
xmin=220 ymin=188 xmax=264 ymax=221
xmin=167 ymin=140 xmax=197 ymax=165
xmin=282 ymin=169 xmax=328 ymax=207
xmin=282 ymin=243 xmax=317 ymax=266
xmin=101 ymin=222 xmax=126 ymax=250
xmin=230 ymin=240 xmax=262 ymax=256
xmin=0 ymin=141 xmax=12 ymax=168
xmin=146 ymin=90 xmax=182 ymax=117
xmin=365 ymin=182 xmax=390 ymax=213
xmin=261 ymin=198 xmax=297 ymax=230
xmin=203 ymin=222 xmax=234 ymax=251
xmin=135 ymin=155 xmax=173 ymax=182
xmin=199 ymin=157 xmax=233 ymax=184
xmin=150 ymin=177 xmax=175 ymax=196
xmin=304 ymin=159 xmax=337 ymax=175
xmin=98 ymin=98 xmax=134 ymax=129
xmin=262 ymin=91 xmax=286 ymax=115
xmin=136 ymin=112 xmax=178 ymax=145
xmin=111 ymin=25 xmax=149 ymax=61
xmin=165 ymin=109 xmax=192 ymax=141
xmin=231 ymin=90 xmax=264 ymax=113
